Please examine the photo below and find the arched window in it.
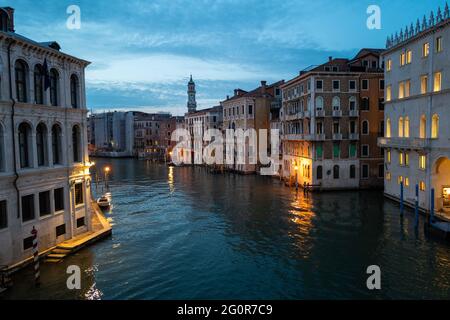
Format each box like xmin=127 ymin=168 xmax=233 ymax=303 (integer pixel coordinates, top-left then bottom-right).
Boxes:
xmin=50 ymin=69 xmax=59 ymax=106
xmin=404 ymin=117 xmax=410 ymax=138
xmin=18 ymin=122 xmax=32 ymax=168
xmin=0 ymin=123 xmax=4 ymax=172
xmin=52 ymin=124 xmax=62 ymax=165
xmin=72 ymin=125 xmax=81 ymax=163
xmin=316 ymin=165 xmax=323 ymax=180
xmin=15 ymin=60 xmax=28 ymax=103
xmin=36 ymin=123 xmax=48 ymax=167
xmin=386 ymin=118 xmax=391 ymax=138
xmin=349 ymin=96 xmax=357 ymax=111
xmin=332 ymin=96 xmax=340 ymax=110
xmin=70 ymin=74 xmax=79 ymax=108
xmin=34 ymin=65 xmax=44 ymax=104
xmin=333 ymin=165 xmax=340 ymax=179
xmin=362 ymin=120 xmax=369 ymax=135
xmin=420 ymin=115 xmax=427 ymax=139
xmin=350 ymin=165 xmax=356 ymax=179
xmin=432 ymin=114 xmax=439 ymax=139
xmin=315 ymin=96 xmax=323 ymax=110
xmin=398 ymin=117 xmax=404 ymax=137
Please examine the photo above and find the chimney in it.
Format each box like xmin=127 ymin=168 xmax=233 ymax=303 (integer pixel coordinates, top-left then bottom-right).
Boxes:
xmin=226 ymin=95 xmax=229 ymax=100
xmin=328 ymin=56 xmax=333 ymax=62
xmin=2 ymin=7 xmax=15 ymax=32
xmin=261 ymin=80 xmax=267 ymax=94
xmin=234 ymin=89 xmax=238 ymax=97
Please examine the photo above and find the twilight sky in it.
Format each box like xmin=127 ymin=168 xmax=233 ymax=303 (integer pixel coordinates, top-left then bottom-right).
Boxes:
xmin=10 ymin=0 xmax=446 ymax=115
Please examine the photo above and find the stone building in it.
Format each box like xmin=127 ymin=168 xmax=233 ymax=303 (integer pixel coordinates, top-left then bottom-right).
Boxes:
xmin=379 ymin=5 xmax=450 ymax=214
xmin=280 ymin=49 xmax=384 ymax=190
xmin=0 ymin=7 xmax=92 ymax=268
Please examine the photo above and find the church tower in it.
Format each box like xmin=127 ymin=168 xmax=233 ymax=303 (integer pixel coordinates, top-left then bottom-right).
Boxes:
xmin=187 ymin=75 xmax=197 ymax=113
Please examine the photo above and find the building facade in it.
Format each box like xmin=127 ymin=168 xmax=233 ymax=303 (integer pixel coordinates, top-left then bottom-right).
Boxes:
xmin=222 ymin=80 xmax=284 ymax=174
xmin=88 ymin=111 xmax=134 ymax=157
xmin=379 ymin=5 xmax=450 ymax=214
xmin=0 ymin=7 xmax=92 ymax=268
xmin=281 ymin=49 xmax=384 ymax=190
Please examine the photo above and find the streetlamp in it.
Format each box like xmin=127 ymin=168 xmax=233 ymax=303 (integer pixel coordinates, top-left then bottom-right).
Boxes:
xmin=104 ymin=166 xmax=111 ymax=191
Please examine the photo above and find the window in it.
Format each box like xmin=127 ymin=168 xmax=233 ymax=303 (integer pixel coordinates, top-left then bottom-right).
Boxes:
xmin=332 ymin=97 xmax=340 ymax=110
xmin=432 ymin=114 xmax=439 ymax=139
xmin=52 ymin=124 xmax=62 ymax=165
xmin=404 ymin=80 xmax=411 ymax=97
xmin=362 ymin=164 xmax=369 ymax=179
xmin=349 ymin=121 xmax=356 ymax=134
xmin=50 ymin=69 xmax=59 ymax=106
xmin=362 ymin=145 xmax=369 ymax=157
xmin=76 ymin=217 xmax=85 ymax=228
xmin=75 ymin=183 xmax=84 ymax=205
xmin=56 ymin=224 xmax=66 ymax=237
xmin=248 ymin=105 xmax=253 ymax=115
xmin=378 ymin=98 xmax=384 ymax=111
xmin=362 ymin=79 xmax=369 ymax=90
xmin=317 ymin=166 xmax=323 ymax=180
xmin=421 ymin=75 xmax=428 ymax=94
xmin=419 ymin=181 xmax=426 ymax=191
xmin=333 ymin=122 xmax=340 ymax=134
xmin=18 ymin=122 xmax=32 ymax=168
xmin=378 ymin=164 xmax=384 ymax=178
xmin=386 ymin=118 xmax=391 ymax=138
xmin=350 ymin=165 xmax=356 ymax=179
xmin=436 ymin=36 xmax=443 ymax=53
xmin=362 ymin=120 xmax=369 ymax=135
xmin=398 ymin=117 xmax=404 ymax=137
xmin=399 ymin=152 xmax=404 ymax=166
xmin=386 ymin=59 xmax=392 ymax=71
xmin=15 ymin=60 xmax=28 ymax=103
xmin=400 ymin=52 xmax=406 ymax=66
xmin=349 ymin=80 xmax=356 ymax=91
xmin=54 ymin=187 xmax=65 ymax=212
xmin=406 ymin=50 xmax=412 ymax=64
xmin=360 ymin=97 xmax=369 ymax=110
xmin=315 ymin=96 xmax=323 ymax=110
xmin=404 ymin=177 xmax=410 ymax=187
xmin=70 ymin=74 xmax=79 ymax=109
xmin=333 ymin=143 xmax=340 ymax=158
xmin=386 ymin=85 xmax=392 ymax=101
xmin=316 ymin=80 xmax=323 ymax=90
xmin=0 ymin=200 xmax=7 ymax=229
xmin=21 ymin=194 xmax=35 ymax=222
xmin=399 ymin=81 xmax=405 ymax=99
xmin=405 ymin=152 xmax=409 ymax=166
xmin=34 ymin=65 xmax=44 ymax=104
xmin=349 ymin=97 xmax=357 ymax=111
xmin=333 ymin=165 xmax=340 ymax=179
xmin=423 ymin=42 xmax=430 ymax=57
xmin=386 ymin=150 xmax=391 ymax=163
xmin=36 ymin=123 xmax=47 ymax=167
xmin=420 ymin=115 xmax=427 ymax=139
xmin=398 ymin=176 xmax=404 ymax=185
xmin=419 ymin=155 xmax=426 ymax=170
xmin=39 ymin=191 xmax=51 ymax=217
xmin=349 ymin=143 xmax=357 ymax=158
xmin=0 ymin=124 xmax=4 ymax=172
xmin=380 ymin=79 xmax=385 ymax=90
xmin=72 ymin=125 xmax=81 ymax=163
xmin=386 ymin=172 xmax=391 ymax=181
xmin=434 ymin=72 xmax=442 ymax=92
xmin=316 ymin=144 xmax=323 ymax=159
xmin=404 ymin=117 xmax=410 ymax=138
xmin=332 ymin=80 xmax=340 ymax=91
xmin=23 ymin=236 xmax=33 ymax=250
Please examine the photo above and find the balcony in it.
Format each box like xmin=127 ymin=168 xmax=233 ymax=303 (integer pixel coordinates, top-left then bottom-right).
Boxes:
xmin=349 ymin=133 xmax=359 ymax=140
xmin=332 ymin=110 xmax=342 ymax=117
xmin=349 ymin=110 xmax=359 ymax=117
xmin=377 ymin=137 xmax=430 ymax=150
xmin=333 ymin=133 xmax=343 ymax=140
xmin=282 ymin=134 xmax=304 ymax=141
xmin=312 ymin=133 xmax=326 ymax=141
xmin=315 ymin=110 xmax=325 ymax=117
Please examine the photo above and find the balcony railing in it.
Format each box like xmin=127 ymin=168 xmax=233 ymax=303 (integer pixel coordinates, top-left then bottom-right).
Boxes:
xmin=348 ymin=110 xmax=359 ymax=117
xmin=315 ymin=110 xmax=325 ymax=117
xmin=333 ymin=133 xmax=343 ymax=140
xmin=349 ymin=133 xmax=359 ymax=140
xmin=332 ymin=110 xmax=342 ymax=117
xmin=377 ymin=137 xmax=430 ymax=149
xmin=312 ymin=133 xmax=326 ymax=141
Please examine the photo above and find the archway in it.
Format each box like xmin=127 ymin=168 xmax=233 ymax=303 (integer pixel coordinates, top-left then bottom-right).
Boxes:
xmin=432 ymin=157 xmax=450 ymax=213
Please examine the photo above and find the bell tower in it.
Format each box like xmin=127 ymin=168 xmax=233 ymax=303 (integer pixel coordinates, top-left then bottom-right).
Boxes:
xmin=187 ymin=75 xmax=197 ymax=113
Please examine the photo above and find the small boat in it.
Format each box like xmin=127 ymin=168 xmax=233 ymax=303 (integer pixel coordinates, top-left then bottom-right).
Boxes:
xmin=97 ymin=195 xmax=111 ymax=209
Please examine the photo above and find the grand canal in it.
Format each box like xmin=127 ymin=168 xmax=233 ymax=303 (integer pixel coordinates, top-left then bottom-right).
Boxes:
xmin=2 ymin=158 xmax=450 ymax=299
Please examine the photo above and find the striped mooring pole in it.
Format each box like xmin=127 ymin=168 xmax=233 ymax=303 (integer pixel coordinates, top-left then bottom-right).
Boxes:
xmin=31 ymin=226 xmax=40 ymax=287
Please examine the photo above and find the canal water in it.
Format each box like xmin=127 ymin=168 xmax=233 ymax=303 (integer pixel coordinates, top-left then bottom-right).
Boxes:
xmin=2 ymin=158 xmax=450 ymax=299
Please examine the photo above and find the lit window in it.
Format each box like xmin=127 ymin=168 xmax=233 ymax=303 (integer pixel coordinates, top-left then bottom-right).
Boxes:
xmin=386 ymin=85 xmax=392 ymax=101
xmin=421 ymin=75 xmax=428 ymax=94
xmin=436 ymin=37 xmax=443 ymax=53
xmin=405 ymin=80 xmax=411 ymax=97
xmin=406 ymin=50 xmax=412 ymax=64
xmin=420 ymin=115 xmax=427 ymax=139
xmin=404 ymin=117 xmax=410 ymax=138
xmin=387 ymin=59 xmax=392 ymax=72
xmin=398 ymin=176 xmax=404 ymax=184
xmin=386 ymin=150 xmax=391 ymax=163
xmin=398 ymin=117 xmax=404 ymax=137
xmin=386 ymin=172 xmax=391 ymax=181
xmin=399 ymin=82 xmax=405 ymax=99
xmin=432 ymin=114 xmax=439 ymax=139
xmin=405 ymin=152 xmax=409 ymax=166
xmin=419 ymin=181 xmax=426 ymax=191
xmin=400 ymin=52 xmax=406 ymax=66
xmin=404 ymin=177 xmax=410 ymax=187
xmin=423 ymin=42 xmax=430 ymax=57
xmin=434 ymin=72 xmax=442 ymax=92
xmin=399 ymin=152 xmax=404 ymax=166
xmin=419 ymin=155 xmax=426 ymax=170
xmin=386 ymin=118 xmax=391 ymax=138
